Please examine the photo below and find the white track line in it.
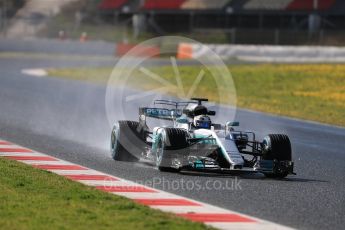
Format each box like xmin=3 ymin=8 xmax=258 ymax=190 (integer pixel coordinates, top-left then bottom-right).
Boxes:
xmin=0 ymin=144 xmax=24 ymax=149
xmin=0 ymin=139 xmax=294 ymax=230
xmin=78 ymin=180 xmax=140 ymax=187
xmin=21 ymin=68 xmax=47 ymax=77
xmin=111 ymin=191 xmax=182 ymax=199
xmin=149 ymin=205 xmax=230 ymax=214
xmin=0 ymin=152 xmax=46 ymax=156
xmin=52 ymin=170 xmax=106 ymax=175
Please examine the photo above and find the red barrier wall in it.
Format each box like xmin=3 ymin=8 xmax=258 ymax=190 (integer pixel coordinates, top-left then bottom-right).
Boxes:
xmin=116 ymin=43 xmax=160 ymax=57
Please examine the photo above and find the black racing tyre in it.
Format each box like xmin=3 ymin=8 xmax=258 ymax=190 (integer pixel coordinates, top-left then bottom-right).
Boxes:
xmin=157 ymin=128 xmax=189 ymax=172
xmin=111 ymin=120 xmax=146 ymax=162
xmin=262 ymin=134 xmax=292 ymax=178
xmin=262 ymin=134 xmax=291 ymax=161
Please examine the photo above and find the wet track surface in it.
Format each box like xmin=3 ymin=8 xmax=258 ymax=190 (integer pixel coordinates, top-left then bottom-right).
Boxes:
xmin=0 ymin=39 xmax=344 ymax=230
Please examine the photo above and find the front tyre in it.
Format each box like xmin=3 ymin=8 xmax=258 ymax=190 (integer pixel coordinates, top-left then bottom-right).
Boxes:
xmin=262 ymin=134 xmax=292 ymax=178
xmin=111 ymin=120 xmax=145 ymax=162
xmin=156 ymin=128 xmax=189 ymax=172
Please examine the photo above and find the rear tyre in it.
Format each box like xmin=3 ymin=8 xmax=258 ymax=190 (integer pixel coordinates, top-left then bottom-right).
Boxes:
xmin=111 ymin=120 xmax=146 ymax=162
xmin=157 ymin=128 xmax=189 ymax=172
xmin=262 ymin=134 xmax=292 ymax=178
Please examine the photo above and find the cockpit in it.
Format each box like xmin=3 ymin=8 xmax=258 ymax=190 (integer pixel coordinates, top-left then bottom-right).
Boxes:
xmin=193 ymin=115 xmax=212 ymax=129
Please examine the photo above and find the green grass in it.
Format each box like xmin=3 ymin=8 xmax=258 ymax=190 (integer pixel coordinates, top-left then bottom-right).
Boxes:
xmin=232 ymin=64 xmax=345 ymax=126
xmin=0 ymin=158 xmax=210 ymax=230
xmin=47 ymin=63 xmax=345 ymax=126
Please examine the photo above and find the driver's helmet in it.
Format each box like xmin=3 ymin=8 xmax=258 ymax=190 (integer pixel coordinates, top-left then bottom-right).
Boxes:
xmin=193 ymin=115 xmax=211 ymax=129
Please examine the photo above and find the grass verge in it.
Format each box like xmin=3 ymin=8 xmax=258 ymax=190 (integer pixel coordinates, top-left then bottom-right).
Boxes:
xmin=47 ymin=63 xmax=345 ymax=127
xmin=0 ymin=157 xmax=210 ymax=230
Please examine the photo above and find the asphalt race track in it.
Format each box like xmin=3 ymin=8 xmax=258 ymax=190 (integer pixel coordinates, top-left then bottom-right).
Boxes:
xmin=0 ymin=39 xmax=344 ymax=230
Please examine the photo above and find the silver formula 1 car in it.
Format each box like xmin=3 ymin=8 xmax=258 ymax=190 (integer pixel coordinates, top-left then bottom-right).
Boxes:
xmin=111 ymin=98 xmax=295 ymax=178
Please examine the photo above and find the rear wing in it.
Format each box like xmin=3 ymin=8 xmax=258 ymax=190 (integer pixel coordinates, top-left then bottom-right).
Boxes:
xmin=139 ymin=107 xmax=182 ymax=121
xmin=139 ymin=99 xmax=206 ymax=121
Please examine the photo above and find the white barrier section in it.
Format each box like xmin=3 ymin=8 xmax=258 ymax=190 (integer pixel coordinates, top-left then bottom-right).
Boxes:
xmin=190 ymin=43 xmax=345 ymax=62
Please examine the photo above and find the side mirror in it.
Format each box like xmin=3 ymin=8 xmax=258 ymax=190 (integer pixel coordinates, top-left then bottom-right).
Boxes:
xmin=212 ymin=123 xmax=222 ymax=130
xmin=208 ymin=110 xmax=216 ymax=116
xmin=183 ymin=109 xmax=192 ymax=117
xmin=226 ymin=121 xmax=240 ymax=127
